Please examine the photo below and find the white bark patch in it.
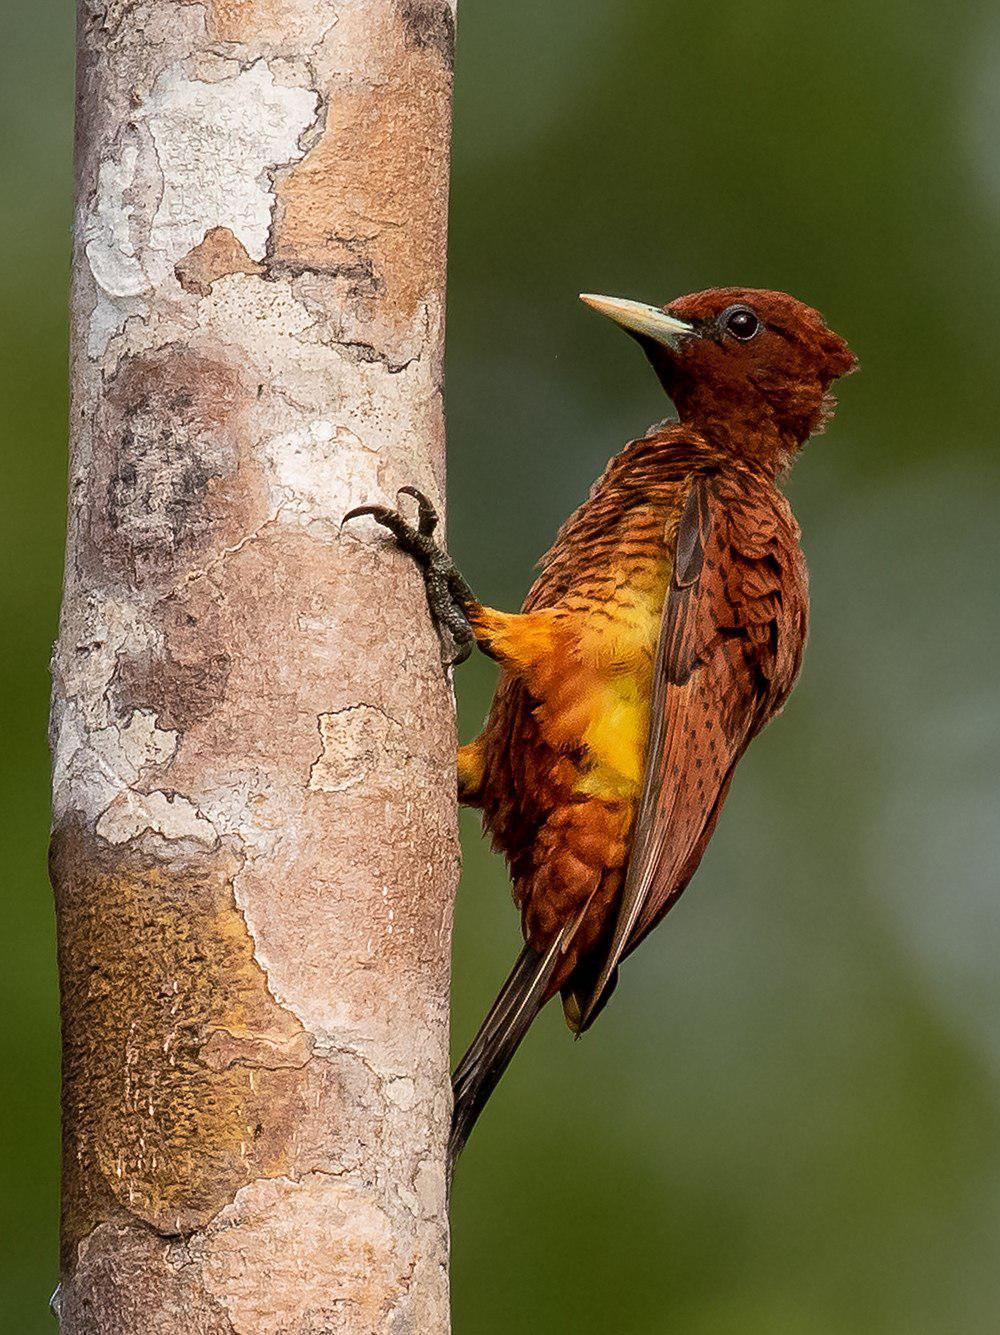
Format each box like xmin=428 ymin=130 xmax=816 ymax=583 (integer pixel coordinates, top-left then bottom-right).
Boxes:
xmin=309 ymin=705 xmax=406 ymax=793
xmin=55 ymin=596 xmax=160 ymax=723
xmin=82 ymin=138 xmax=153 ymax=358
xmin=53 ymin=707 xmax=178 ymax=826
xmin=95 ymin=788 xmax=218 ymax=849
xmin=192 ymin=1175 xmax=425 ymax=1334
xmin=192 ymin=771 xmax=288 ymax=860
xmin=140 ymin=60 xmax=318 ymax=268
xmin=413 ymin=1157 xmax=447 ymax=1221
xmin=83 ymin=60 xmax=318 ymax=357
xmin=385 ymin=1076 xmax=416 ymax=1110
xmin=264 ymin=420 xmax=387 ymax=534
xmin=84 ymin=139 xmax=149 ymax=300
xmin=197 ymin=278 xmax=441 ymax=533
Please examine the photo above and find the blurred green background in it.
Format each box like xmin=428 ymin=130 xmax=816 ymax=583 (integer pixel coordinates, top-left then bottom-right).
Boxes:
xmin=4 ymin=1 xmax=1000 ymax=1330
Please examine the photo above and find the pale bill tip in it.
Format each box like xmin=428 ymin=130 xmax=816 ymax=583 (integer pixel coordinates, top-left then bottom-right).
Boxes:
xmin=579 ymin=292 xmax=694 ymax=344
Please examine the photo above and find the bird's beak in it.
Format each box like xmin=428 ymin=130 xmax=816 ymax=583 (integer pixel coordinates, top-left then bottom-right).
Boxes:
xmin=579 ymin=293 xmax=695 ymax=350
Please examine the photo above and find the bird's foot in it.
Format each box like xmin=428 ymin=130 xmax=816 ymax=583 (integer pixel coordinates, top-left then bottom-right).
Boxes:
xmin=343 ymin=487 xmax=475 ymax=665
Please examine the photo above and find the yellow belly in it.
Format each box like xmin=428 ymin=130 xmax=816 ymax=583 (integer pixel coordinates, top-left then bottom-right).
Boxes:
xmin=577 ymin=681 xmax=651 ymax=795
xmin=574 ymin=583 xmax=663 ymax=798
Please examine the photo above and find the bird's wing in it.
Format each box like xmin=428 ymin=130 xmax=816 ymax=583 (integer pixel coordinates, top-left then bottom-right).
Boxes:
xmin=579 ymin=472 xmax=805 ymax=1028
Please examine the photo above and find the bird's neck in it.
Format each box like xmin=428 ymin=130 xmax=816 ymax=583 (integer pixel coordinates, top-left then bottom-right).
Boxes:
xmin=679 ymin=402 xmax=797 ymax=477
xmin=600 ymin=421 xmax=789 ymax=494
xmin=597 ymin=427 xmax=719 ymax=494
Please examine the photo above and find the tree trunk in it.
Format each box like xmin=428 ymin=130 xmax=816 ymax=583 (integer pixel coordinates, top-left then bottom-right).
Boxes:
xmin=50 ymin=2 xmax=458 ymax=1329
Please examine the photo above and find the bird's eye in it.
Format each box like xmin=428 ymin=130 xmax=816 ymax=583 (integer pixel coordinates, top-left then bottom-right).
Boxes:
xmin=721 ymin=305 xmax=761 ymax=341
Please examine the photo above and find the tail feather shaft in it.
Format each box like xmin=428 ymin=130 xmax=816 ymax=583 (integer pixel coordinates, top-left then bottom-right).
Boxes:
xmin=448 ymin=934 xmax=565 ymax=1174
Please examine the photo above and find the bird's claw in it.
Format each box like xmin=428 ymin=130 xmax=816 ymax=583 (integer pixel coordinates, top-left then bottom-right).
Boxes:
xmin=343 ymin=487 xmax=475 ymax=667
xmin=342 ymin=486 xmax=443 ymax=563
xmin=396 ymin=486 xmax=439 ymax=537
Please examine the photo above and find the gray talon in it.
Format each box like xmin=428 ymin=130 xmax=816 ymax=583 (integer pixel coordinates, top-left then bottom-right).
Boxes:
xmin=397 ymin=486 xmax=439 ymax=537
xmin=343 ymin=491 xmax=475 ymax=667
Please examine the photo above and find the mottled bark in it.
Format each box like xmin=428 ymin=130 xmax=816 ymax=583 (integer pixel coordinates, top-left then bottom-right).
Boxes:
xmin=50 ymin=1 xmax=458 ymax=1330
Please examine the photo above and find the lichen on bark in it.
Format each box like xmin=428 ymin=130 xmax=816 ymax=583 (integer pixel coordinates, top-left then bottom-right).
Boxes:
xmin=52 ymin=1 xmax=459 ymax=1329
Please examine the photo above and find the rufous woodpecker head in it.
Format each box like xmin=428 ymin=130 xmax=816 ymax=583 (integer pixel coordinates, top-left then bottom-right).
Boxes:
xmin=580 ymin=287 xmax=857 ymax=470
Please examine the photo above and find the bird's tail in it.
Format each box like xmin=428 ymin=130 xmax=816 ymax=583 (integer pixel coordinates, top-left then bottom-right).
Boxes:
xmin=448 ymin=932 xmax=566 ymax=1175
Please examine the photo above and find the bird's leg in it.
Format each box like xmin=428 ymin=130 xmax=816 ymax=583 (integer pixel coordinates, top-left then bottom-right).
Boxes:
xmin=343 ymin=487 xmax=476 ymax=665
